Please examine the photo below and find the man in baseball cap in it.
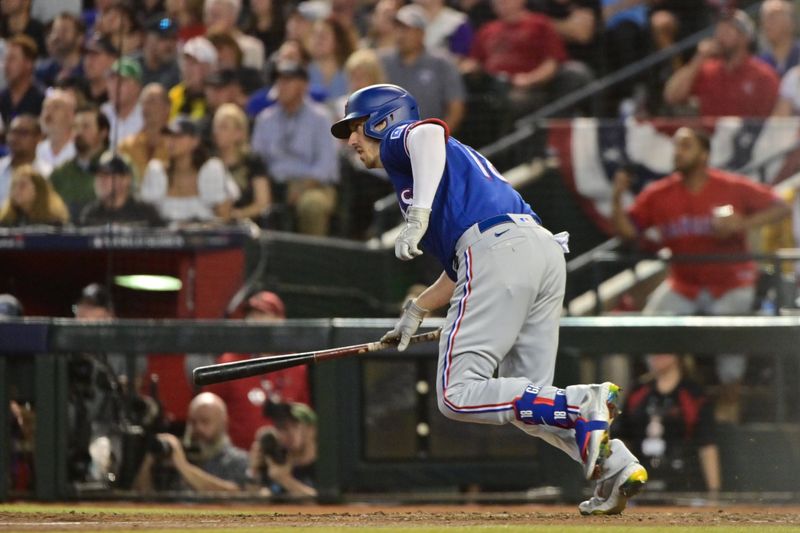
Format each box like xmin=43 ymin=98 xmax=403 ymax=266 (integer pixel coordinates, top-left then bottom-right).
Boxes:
xmin=134 ymin=16 xmax=181 ymax=88
xmin=170 ymin=36 xmax=218 ymax=120
xmin=83 ymin=34 xmax=119 ymax=105
xmin=244 ymin=290 xmax=286 ymax=322
xmin=103 ymin=57 xmax=144 ymax=145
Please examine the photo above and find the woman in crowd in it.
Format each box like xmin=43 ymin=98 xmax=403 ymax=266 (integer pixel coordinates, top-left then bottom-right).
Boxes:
xmin=212 ymin=104 xmax=272 ymax=223
xmin=307 ymin=17 xmax=357 ymax=105
xmin=140 ymin=118 xmax=239 ymax=224
xmin=0 ymin=165 xmax=69 ymax=227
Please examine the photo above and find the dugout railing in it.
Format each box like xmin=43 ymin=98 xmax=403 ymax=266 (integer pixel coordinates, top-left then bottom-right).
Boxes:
xmin=2 ymin=316 xmax=800 ymax=503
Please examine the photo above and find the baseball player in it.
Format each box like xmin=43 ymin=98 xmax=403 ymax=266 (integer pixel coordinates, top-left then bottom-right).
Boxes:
xmin=331 ymin=84 xmax=647 ymax=514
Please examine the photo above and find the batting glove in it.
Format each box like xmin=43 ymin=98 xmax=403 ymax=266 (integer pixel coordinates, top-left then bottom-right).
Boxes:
xmin=381 ymin=298 xmax=429 ymax=351
xmin=395 ymin=206 xmax=431 ymax=261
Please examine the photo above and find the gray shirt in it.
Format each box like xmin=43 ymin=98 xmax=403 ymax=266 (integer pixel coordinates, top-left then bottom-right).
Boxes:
xmin=251 ymin=99 xmax=339 ymax=185
xmin=380 ymin=50 xmax=466 ymax=122
xmin=200 ymin=442 xmax=250 ymax=489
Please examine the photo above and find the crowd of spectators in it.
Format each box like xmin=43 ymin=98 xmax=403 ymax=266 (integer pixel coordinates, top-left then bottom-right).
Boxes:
xmin=0 ymin=0 xmax=793 ymax=238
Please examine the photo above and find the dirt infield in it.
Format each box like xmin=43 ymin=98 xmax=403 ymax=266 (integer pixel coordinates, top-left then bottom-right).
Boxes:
xmin=2 ymin=503 xmax=800 ymax=531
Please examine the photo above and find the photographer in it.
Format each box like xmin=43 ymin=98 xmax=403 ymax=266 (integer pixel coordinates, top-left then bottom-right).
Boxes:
xmin=247 ymin=402 xmax=317 ymax=498
xmin=133 ymin=392 xmax=248 ymax=492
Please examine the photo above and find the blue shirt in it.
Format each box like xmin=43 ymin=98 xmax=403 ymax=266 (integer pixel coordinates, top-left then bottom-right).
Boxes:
xmin=381 ymin=120 xmax=538 ymax=280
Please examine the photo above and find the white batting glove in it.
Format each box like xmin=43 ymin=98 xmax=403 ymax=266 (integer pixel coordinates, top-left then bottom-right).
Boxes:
xmin=395 ymin=206 xmax=431 ymax=261
xmin=381 ymin=298 xmax=428 ymax=351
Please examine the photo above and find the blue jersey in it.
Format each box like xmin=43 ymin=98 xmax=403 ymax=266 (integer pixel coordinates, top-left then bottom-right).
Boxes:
xmin=380 ymin=119 xmax=539 ymax=279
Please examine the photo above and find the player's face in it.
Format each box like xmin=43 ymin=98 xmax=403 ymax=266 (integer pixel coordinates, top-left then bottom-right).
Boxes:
xmin=348 ymin=118 xmax=382 ymax=169
xmin=672 ymin=128 xmax=706 ymax=174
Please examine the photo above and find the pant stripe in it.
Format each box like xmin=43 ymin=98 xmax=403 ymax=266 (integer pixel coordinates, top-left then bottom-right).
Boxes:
xmin=442 ymin=247 xmax=515 ymax=414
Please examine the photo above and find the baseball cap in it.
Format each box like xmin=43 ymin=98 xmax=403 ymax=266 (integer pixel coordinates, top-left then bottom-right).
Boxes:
xmin=273 ymin=60 xmax=309 ymax=80
xmin=395 ymin=4 xmax=428 ymax=30
xmin=145 ymin=16 xmax=178 ymax=39
xmin=75 ymin=283 xmax=113 ymax=310
xmin=245 ymin=290 xmax=286 ymax=318
xmin=182 ymin=36 xmax=218 ymax=66
xmin=204 ymin=68 xmax=240 ymax=87
xmin=84 ymin=33 xmax=119 ymax=56
xmin=109 ymin=57 xmax=142 ymax=82
xmin=163 ymin=117 xmax=200 ymax=136
xmin=95 ymin=152 xmax=132 ymax=175
xmin=720 ymin=9 xmax=755 ymax=41
xmin=0 ymin=294 xmax=23 ymax=319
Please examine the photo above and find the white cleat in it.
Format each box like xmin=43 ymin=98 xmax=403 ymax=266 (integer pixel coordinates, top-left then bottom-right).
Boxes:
xmin=577 ymin=382 xmax=621 ymax=480
xmin=579 ymin=461 xmax=648 ymax=515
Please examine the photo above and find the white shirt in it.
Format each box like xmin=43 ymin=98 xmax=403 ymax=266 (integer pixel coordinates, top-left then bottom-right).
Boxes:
xmin=0 ymin=156 xmax=53 ymax=204
xmin=101 ymin=102 xmax=145 ymax=147
xmin=35 ymin=138 xmax=76 ymax=171
xmin=779 ymin=66 xmax=800 ymax=113
xmin=140 ymin=157 xmax=239 ymax=222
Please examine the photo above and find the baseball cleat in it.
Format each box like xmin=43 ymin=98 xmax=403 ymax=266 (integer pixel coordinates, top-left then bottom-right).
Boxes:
xmin=576 ymin=382 xmax=620 ymax=480
xmin=579 ymin=461 xmax=648 ymax=515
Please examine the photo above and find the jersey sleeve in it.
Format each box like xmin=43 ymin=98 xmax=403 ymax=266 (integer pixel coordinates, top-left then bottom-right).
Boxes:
xmin=380 ymin=120 xmax=450 ymax=174
xmin=736 ymin=177 xmax=781 ymax=214
xmin=627 ymin=183 xmax=658 ymax=231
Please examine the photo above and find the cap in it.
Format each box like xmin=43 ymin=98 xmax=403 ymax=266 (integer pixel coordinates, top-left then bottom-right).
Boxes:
xmin=145 ymin=16 xmax=178 ymax=38
xmin=109 ymin=56 xmax=142 ymax=82
xmin=273 ymin=60 xmax=308 ymax=80
xmin=182 ymin=36 xmax=218 ymax=65
xmin=245 ymin=290 xmax=286 ymax=318
xmin=296 ymin=0 xmax=331 ymax=21
xmin=75 ymin=283 xmax=113 ymax=310
xmin=95 ymin=152 xmax=132 ymax=175
xmin=84 ymin=33 xmax=119 ymax=56
xmin=163 ymin=117 xmax=200 ymax=136
xmin=0 ymin=294 xmax=23 ymax=319
xmin=204 ymin=68 xmax=240 ymax=87
xmin=263 ymin=401 xmax=317 ymax=425
xmin=721 ymin=9 xmax=755 ymax=41
xmin=395 ymin=4 xmax=428 ymax=30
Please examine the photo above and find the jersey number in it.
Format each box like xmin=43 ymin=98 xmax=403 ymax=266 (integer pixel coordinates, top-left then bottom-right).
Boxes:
xmin=465 ymin=146 xmax=508 ymax=182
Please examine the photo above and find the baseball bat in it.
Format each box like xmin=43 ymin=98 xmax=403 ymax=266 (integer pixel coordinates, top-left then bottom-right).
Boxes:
xmin=193 ymin=328 xmax=441 ymax=386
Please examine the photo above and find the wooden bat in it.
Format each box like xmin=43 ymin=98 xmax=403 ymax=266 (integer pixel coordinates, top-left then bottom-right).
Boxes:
xmin=193 ymin=328 xmax=442 ymax=386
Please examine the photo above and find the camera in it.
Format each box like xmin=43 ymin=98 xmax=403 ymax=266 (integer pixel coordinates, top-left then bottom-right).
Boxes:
xmin=147 ymin=435 xmax=173 ymax=460
xmin=259 ymin=432 xmax=288 ymax=465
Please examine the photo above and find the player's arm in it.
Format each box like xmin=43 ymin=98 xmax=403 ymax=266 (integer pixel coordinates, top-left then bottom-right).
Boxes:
xmin=416 ymin=272 xmax=457 ymax=311
xmin=394 ymin=122 xmax=448 ymax=261
xmin=663 ymin=38 xmax=717 ymax=106
xmin=382 ymin=271 xmax=455 ymax=351
xmin=611 ymin=169 xmax=639 ymax=240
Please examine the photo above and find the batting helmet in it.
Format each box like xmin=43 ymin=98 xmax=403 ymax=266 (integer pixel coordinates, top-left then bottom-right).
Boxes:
xmin=331 ymin=84 xmax=419 ymax=140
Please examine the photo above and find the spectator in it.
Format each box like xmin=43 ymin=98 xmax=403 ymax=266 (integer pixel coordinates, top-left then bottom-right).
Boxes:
xmin=362 ymin=0 xmax=401 ymax=52
xmin=117 ymin=83 xmax=171 ymax=184
xmin=133 ymin=392 xmax=249 ymax=492
xmin=166 ymin=0 xmax=206 ymax=42
xmin=0 ymin=35 xmax=44 ymax=127
xmin=204 ymin=291 xmax=309 ymax=449
xmin=0 ymin=0 xmax=46 ymax=59
xmin=212 ymin=104 xmax=272 ymax=223
xmin=243 ymin=0 xmax=286 ymax=57
xmin=611 ymin=127 xmax=790 ymax=422
xmin=758 ymin=0 xmax=800 ymax=79
xmin=307 ymin=17 xmax=357 ymax=105
xmin=0 ymin=164 xmax=69 ymax=226
xmin=101 ymin=57 xmax=145 ymax=147
xmin=286 ymin=1 xmax=331 ymax=47
xmin=663 ymin=10 xmax=780 ymax=118
xmin=36 ymin=88 xmax=77 ymax=170
xmin=203 ymin=0 xmax=265 ymax=71
xmin=0 ymin=114 xmax=49 ymax=204
xmin=79 ymin=152 xmax=163 ymax=227
xmin=203 ymin=67 xmax=247 ymax=114
xmin=614 ymin=353 xmax=721 ymax=493
xmin=81 ymin=34 xmax=119 ymax=106
xmin=169 ymin=36 xmax=217 ymax=121
xmin=133 ymin=16 xmax=182 ymax=90
xmin=140 ymin=118 xmax=238 ymax=224
xmin=463 ymin=0 xmax=580 ymax=119
xmin=773 ymin=64 xmax=800 ymax=116
xmin=207 ymin=32 xmax=263 ymax=94
xmin=82 ymin=0 xmax=116 ymax=36
xmin=50 ymin=107 xmax=110 ymax=221
xmin=649 ymin=1 xmax=713 ymax=70
xmin=35 ymin=12 xmax=85 ymax=88
xmin=531 ymin=0 xmax=601 ymax=75
xmin=248 ymin=402 xmax=317 ymax=497
xmin=95 ymin=2 xmax=143 ymax=57
xmin=251 ymin=61 xmax=339 ymax=236
xmin=601 ymin=0 xmax=648 ymax=82
xmin=381 ymin=5 xmax=466 ymax=132
xmin=414 ymin=0 xmax=474 ymax=59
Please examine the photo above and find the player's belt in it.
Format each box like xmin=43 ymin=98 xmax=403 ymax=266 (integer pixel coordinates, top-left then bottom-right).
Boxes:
xmin=477 ymin=214 xmax=515 ymax=233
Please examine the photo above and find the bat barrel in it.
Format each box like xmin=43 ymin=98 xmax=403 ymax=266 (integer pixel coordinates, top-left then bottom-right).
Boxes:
xmin=193 ymin=352 xmax=316 ymax=386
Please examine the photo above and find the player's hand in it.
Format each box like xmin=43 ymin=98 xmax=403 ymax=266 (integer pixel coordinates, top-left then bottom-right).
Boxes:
xmin=381 ymin=298 xmax=428 ymax=351
xmin=696 ymin=38 xmax=720 ymax=60
xmin=395 ymin=206 xmax=431 ymax=261
xmin=711 ymin=211 xmax=745 ymax=238
xmin=612 ymin=168 xmax=632 ymax=199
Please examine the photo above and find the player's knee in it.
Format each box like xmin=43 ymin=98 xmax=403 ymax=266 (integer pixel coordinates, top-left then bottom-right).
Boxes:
xmin=437 ymin=392 xmax=469 ymax=422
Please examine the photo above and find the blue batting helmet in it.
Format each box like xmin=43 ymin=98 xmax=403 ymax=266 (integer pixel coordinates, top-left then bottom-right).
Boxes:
xmin=331 ymin=84 xmax=419 ymax=140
